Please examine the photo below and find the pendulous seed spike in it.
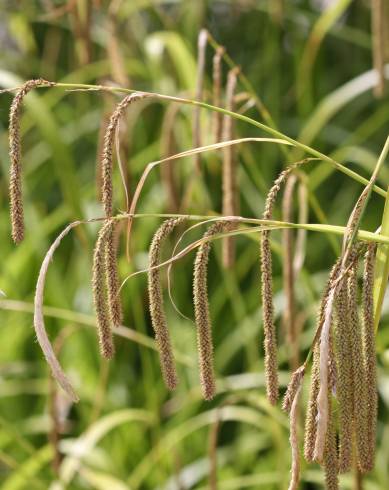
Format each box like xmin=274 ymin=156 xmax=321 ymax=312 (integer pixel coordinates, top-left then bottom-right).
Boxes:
xmin=101 ymin=92 xmax=149 ymax=217
xmin=260 ymin=227 xmax=279 ymax=405
xmin=360 ymin=242 xmax=378 ymax=472
xmin=334 ymin=278 xmax=354 ymax=473
xmin=260 ymin=168 xmax=294 ymax=405
xmin=347 ymin=256 xmax=371 ymax=472
xmin=260 ymin=164 xmax=308 ymax=405
xmin=148 ymin=217 xmax=186 ymax=391
xmin=304 ymin=258 xmax=340 ymax=463
xmin=193 ymin=220 xmax=232 ymax=400
xmin=304 ymin=343 xmax=320 ymax=463
xmin=92 ymin=219 xmax=115 ymax=359
xmin=313 ymin=288 xmax=336 ymax=463
xmin=105 ymin=221 xmax=123 ymax=327
xmin=323 ymin=394 xmax=339 ymax=490
xmin=282 ymin=365 xmax=305 ymax=413
xmin=9 ymin=78 xmax=55 ymax=244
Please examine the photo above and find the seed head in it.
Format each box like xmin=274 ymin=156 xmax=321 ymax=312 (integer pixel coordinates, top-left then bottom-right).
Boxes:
xmin=9 ymin=78 xmax=55 ymax=243
xmin=193 ymin=220 xmax=232 ymax=400
xmin=333 ymin=277 xmax=353 ymax=472
xmin=148 ymin=217 xmax=186 ymax=390
xmin=261 ymin=164 xmax=306 ymax=406
xmin=304 ymin=344 xmax=320 ymax=463
xmin=347 ymin=259 xmax=371 ymax=472
xmin=92 ymin=219 xmax=116 ymax=359
xmin=360 ymin=242 xmax=378 ymax=472
xmin=105 ymin=221 xmax=123 ymax=327
xmin=282 ymin=365 xmax=305 ymax=413
xmin=101 ymin=92 xmax=149 ymax=217
xmin=323 ymin=395 xmax=339 ymax=490
xmin=304 ymin=258 xmax=340 ymax=463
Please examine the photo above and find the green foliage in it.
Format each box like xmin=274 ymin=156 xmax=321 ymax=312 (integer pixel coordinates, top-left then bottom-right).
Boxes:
xmin=0 ymin=1 xmax=389 ymax=489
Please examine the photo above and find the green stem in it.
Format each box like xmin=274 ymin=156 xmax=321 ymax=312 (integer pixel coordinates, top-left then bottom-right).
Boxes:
xmin=110 ymin=212 xmax=389 ymax=244
xmin=28 ymin=81 xmax=387 ymax=198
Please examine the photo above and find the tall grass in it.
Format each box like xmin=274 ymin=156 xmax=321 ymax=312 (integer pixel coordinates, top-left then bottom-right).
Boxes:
xmin=1 ymin=2 xmax=389 ymax=489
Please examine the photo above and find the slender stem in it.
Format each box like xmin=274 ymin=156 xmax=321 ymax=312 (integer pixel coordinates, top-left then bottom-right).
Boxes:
xmin=15 ymin=80 xmax=386 ymax=198
xmin=344 ymin=135 xmax=389 ymax=253
xmin=206 ymin=32 xmax=274 ymax=128
xmin=109 ymin=212 xmax=389 ymax=244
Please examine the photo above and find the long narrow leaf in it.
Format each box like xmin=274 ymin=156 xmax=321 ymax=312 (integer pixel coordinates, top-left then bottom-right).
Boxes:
xmin=374 ymin=185 xmax=389 ymax=331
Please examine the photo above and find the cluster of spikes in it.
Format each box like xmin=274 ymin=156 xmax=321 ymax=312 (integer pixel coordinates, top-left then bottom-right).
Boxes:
xmin=6 ymin=25 xmax=381 ymax=490
xmin=6 ymin=31 xmax=242 ymax=403
xmin=6 ymin=71 xmax=237 ymax=395
xmin=260 ymin=165 xmax=378 ymax=489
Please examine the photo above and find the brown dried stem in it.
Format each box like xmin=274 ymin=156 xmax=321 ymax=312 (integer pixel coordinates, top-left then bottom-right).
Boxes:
xmin=192 ymin=28 xmax=208 ymax=173
xmin=282 ymin=174 xmax=299 ymax=369
xmin=212 ymin=46 xmax=225 ymax=142
xmin=372 ymin=0 xmax=386 ymax=97
xmin=222 ymin=67 xmax=240 ymax=268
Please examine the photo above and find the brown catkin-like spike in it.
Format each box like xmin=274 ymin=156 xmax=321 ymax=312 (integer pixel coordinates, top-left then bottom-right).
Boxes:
xmin=304 ymin=343 xmax=320 ymax=463
xmin=360 ymin=242 xmax=378 ymax=472
xmin=261 ymin=167 xmax=294 ymax=405
xmin=9 ymin=78 xmax=55 ymax=243
xmin=96 ymin=109 xmax=111 ymax=201
xmin=260 ymin=161 xmax=310 ymax=405
xmin=323 ymin=395 xmax=339 ymax=490
xmin=92 ymin=219 xmax=115 ymax=359
xmin=194 ymin=221 xmax=232 ymax=400
xmin=101 ymin=92 xmax=149 ymax=217
xmin=282 ymin=365 xmax=305 ymax=413
xmin=105 ymin=222 xmax=123 ymax=327
xmin=148 ymin=217 xmax=186 ymax=390
xmin=304 ymin=258 xmax=341 ymax=462
xmin=343 ymin=188 xmax=371 ymax=258
xmin=261 ymin=226 xmax=279 ymax=405
xmin=222 ymin=67 xmax=239 ymax=268
xmin=212 ymin=46 xmax=225 ymax=142
xmin=334 ymin=279 xmax=354 ymax=473
xmin=328 ymin=327 xmax=338 ymax=397
xmin=314 ymin=288 xmax=335 ymax=463
xmin=372 ymin=0 xmax=385 ymax=97
xmin=347 ymin=258 xmax=370 ymax=472
xmin=193 ymin=29 xmax=208 ymax=173
xmin=314 ymin=256 xmax=349 ymax=463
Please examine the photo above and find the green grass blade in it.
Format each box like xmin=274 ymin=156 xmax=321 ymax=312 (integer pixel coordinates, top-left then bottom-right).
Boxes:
xmin=374 ymin=185 xmax=389 ymax=332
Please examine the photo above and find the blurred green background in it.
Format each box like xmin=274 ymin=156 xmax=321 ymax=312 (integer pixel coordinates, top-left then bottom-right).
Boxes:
xmin=0 ymin=1 xmax=389 ymax=488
